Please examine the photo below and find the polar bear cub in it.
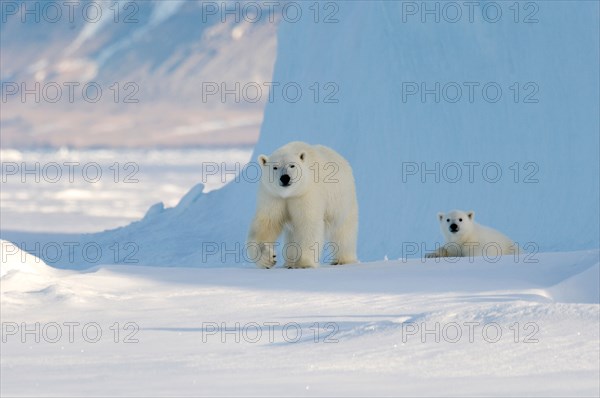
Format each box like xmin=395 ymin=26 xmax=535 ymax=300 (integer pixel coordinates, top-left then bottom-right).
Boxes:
xmin=425 ymin=210 xmax=519 ymax=258
xmin=247 ymin=141 xmax=358 ymax=269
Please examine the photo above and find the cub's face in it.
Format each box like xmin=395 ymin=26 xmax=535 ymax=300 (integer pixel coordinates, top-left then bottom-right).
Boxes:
xmin=258 ymin=149 xmax=310 ymax=198
xmin=437 ymin=210 xmax=475 ymax=241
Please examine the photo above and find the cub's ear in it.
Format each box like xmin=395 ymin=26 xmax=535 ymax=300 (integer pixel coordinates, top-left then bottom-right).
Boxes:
xmin=258 ymin=155 xmax=268 ymax=166
xmin=467 ymin=211 xmax=475 ymax=220
xmin=437 ymin=212 xmax=444 ymax=221
xmin=299 ymin=152 xmax=305 ymax=161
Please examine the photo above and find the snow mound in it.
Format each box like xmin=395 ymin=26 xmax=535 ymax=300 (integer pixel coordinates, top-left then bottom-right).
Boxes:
xmin=547 ymin=262 xmax=600 ymax=304
xmin=0 ymin=240 xmax=53 ymax=278
xmin=0 ymin=240 xmax=65 ymax=295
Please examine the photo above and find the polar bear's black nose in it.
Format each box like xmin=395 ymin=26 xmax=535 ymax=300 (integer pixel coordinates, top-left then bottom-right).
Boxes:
xmin=450 ymin=223 xmax=459 ymax=232
xmin=280 ymin=174 xmax=291 ymax=186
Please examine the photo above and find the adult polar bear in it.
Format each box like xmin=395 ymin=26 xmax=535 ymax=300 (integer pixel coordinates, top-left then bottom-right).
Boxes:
xmin=247 ymin=141 xmax=358 ymax=268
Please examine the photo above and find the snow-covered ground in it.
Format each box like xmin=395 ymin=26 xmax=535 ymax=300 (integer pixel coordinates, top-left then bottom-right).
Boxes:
xmin=1 ymin=148 xmax=251 ymax=232
xmin=1 ymin=241 xmax=598 ymax=396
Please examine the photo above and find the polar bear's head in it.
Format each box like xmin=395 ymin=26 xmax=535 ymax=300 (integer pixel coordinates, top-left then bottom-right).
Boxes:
xmin=437 ymin=209 xmax=475 ymax=241
xmin=258 ymin=142 xmax=312 ymax=198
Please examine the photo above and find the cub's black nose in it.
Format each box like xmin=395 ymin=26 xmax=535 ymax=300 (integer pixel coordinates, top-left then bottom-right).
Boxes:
xmin=450 ymin=223 xmax=458 ymax=232
xmin=280 ymin=174 xmax=291 ymax=186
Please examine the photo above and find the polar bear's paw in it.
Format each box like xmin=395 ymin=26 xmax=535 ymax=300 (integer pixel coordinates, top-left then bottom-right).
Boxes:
xmin=256 ymin=244 xmax=277 ymax=269
xmin=284 ymin=262 xmax=318 ymax=269
xmin=330 ymin=258 xmax=357 ymax=265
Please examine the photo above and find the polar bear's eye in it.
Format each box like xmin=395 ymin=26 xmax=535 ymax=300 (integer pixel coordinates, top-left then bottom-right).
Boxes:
xmin=289 ymin=165 xmax=295 ymax=168
xmin=459 ymin=218 xmax=463 ymax=222
xmin=446 ymin=219 xmax=450 ymax=222
xmin=273 ymin=167 xmax=278 ymax=170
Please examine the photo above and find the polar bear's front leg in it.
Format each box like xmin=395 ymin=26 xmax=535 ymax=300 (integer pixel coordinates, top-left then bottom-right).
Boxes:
xmin=284 ymin=223 xmax=324 ymax=269
xmin=247 ymin=204 xmax=285 ymax=269
xmin=425 ymin=243 xmax=463 ymax=258
xmin=284 ymin=201 xmax=324 ymax=269
xmin=424 ymin=246 xmax=448 ymax=258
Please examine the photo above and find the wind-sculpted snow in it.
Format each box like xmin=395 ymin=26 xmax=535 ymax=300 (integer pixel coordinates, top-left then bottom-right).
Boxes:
xmin=1 ymin=250 xmax=598 ymax=396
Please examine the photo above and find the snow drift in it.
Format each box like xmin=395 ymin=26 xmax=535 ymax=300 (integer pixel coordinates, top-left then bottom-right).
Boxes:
xmin=0 ymin=240 xmax=69 ymax=297
xmin=1 ymin=250 xmax=599 ymax=396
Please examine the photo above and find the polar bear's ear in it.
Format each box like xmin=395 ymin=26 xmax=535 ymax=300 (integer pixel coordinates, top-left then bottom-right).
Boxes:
xmin=467 ymin=211 xmax=474 ymax=220
xmin=299 ymin=152 xmax=306 ymax=161
xmin=437 ymin=212 xmax=444 ymax=221
xmin=258 ymin=155 xmax=268 ymax=166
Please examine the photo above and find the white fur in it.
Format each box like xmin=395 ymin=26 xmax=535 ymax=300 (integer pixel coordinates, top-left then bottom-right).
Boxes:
xmin=247 ymin=141 xmax=358 ymax=268
xmin=425 ymin=210 xmax=519 ymax=258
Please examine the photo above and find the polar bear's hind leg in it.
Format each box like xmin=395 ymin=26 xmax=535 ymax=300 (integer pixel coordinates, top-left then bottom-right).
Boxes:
xmin=328 ymin=215 xmax=358 ymax=265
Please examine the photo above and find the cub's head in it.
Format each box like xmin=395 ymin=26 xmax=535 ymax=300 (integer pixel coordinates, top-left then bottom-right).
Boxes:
xmin=258 ymin=143 xmax=311 ymax=198
xmin=437 ymin=210 xmax=475 ymax=241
